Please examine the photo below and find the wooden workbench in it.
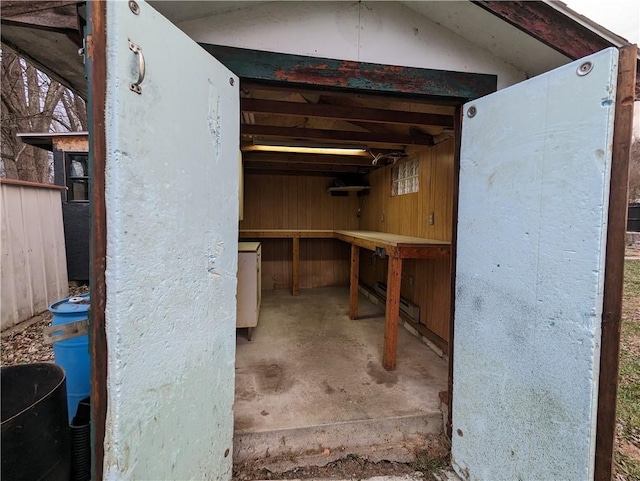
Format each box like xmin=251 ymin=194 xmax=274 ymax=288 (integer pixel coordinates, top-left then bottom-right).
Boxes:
xmin=238 ymin=229 xmax=450 ymax=371
xmin=238 ymin=229 xmax=334 ymax=296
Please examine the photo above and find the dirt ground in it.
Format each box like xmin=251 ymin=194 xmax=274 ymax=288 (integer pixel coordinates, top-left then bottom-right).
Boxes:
xmin=1 ymin=313 xmax=54 ymax=365
xmin=233 ymin=449 xmax=450 ymax=481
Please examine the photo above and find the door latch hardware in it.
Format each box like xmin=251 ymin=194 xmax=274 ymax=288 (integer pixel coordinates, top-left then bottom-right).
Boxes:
xmin=129 ymin=41 xmax=145 ymax=94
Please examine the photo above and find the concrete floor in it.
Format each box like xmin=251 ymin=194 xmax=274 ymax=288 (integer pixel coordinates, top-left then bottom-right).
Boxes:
xmin=233 ymin=287 xmax=448 ymax=465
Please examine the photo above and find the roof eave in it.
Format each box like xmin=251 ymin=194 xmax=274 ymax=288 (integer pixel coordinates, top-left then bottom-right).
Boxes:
xmin=472 ymin=0 xmax=640 ymax=99
xmin=17 ymin=131 xmax=89 ymax=151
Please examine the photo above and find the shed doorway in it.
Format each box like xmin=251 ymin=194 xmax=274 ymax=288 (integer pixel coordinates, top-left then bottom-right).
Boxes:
xmin=231 ymin=79 xmax=460 ymax=465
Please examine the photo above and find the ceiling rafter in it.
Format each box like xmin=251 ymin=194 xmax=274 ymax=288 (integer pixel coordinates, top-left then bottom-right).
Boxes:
xmin=242 ymin=125 xmax=433 ymax=146
xmin=0 ymin=1 xmax=80 ymax=18
xmin=242 ymin=152 xmax=374 ymax=166
xmin=1 ymin=7 xmax=78 ymax=31
xmin=243 ymin=162 xmax=367 ymax=174
xmin=241 ymin=81 xmax=462 ymax=108
xmin=313 ymin=95 xmax=396 ymax=135
xmin=241 ymin=98 xmax=454 ymax=128
xmin=298 ymin=93 xmax=392 ymax=135
xmin=243 ymin=168 xmax=346 ymax=178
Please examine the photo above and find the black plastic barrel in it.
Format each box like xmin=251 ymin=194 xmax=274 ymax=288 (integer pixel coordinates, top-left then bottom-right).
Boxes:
xmin=1 ymin=363 xmax=71 ymax=481
xmin=70 ymin=396 xmax=91 ymax=481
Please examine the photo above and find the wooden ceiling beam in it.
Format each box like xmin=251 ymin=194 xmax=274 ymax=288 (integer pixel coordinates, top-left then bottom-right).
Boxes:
xmin=241 ymin=98 xmax=453 ymax=127
xmin=241 ymin=80 xmax=461 ymax=107
xmin=202 ymin=44 xmax=497 ymax=100
xmin=244 ymin=161 xmax=367 ymax=174
xmin=1 ymin=2 xmax=82 ymax=46
xmin=314 ymin=95 xmax=397 ymax=135
xmin=242 ymin=125 xmax=433 ymax=146
xmin=2 ymin=13 xmax=77 ymax=32
xmin=0 ymin=1 xmax=80 ymax=18
xmin=243 ymin=169 xmax=342 ymax=178
xmin=297 ymin=93 xmax=397 ymax=135
xmin=242 ymin=152 xmax=374 ymax=166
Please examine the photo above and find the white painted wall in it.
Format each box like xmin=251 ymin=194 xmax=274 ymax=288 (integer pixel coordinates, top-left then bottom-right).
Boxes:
xmin=177 ymin=1 xmax=528 ymax=89
xmin=0 ymin=181 xmax=68 ymax=330
xmin=103 ymin=1 xmax=239 ymax=479
xmin=453 ymin=49 xmax=618 ymax=480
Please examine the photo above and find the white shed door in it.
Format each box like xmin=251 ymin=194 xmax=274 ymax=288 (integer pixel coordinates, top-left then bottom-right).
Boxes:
xmin=100 ymin=1 xmax=239 ymax=479
xmin=453 ymin=48 xmax=618 ymax=480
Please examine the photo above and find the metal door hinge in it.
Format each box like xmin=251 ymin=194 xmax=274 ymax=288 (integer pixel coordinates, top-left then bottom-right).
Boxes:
xmin=78 ymin=37 xmax=86 ymax=65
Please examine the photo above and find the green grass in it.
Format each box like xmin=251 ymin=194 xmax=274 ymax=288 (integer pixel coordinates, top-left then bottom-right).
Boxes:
xmin=616 ymin=260 xmax=640 ymax=480
xmin=623 ymin=259 xmax=640 ymax=298
xmin=618 ymin=348 xmax=640 ymax=439
xmin=412 ymin=452 xmax=448 ymax=476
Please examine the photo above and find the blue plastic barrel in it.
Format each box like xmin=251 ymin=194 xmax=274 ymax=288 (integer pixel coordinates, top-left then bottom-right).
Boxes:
xmin=49 ymin=294 xmax=90 ymax=421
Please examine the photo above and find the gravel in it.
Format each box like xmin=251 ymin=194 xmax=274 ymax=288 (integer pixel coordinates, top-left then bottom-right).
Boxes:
xmin=1 ymin=284 xmax=89 ymax=367
xmin=1 ymin=313 xmax=55 ymax=366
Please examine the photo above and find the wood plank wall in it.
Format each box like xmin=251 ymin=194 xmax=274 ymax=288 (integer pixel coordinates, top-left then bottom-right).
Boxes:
xmin=359 ymin=139 xmax=454 ymax=343
xmin=240 ymin=174 xmax=360 ymax=289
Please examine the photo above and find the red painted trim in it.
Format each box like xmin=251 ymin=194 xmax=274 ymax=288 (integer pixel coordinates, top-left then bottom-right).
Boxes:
xmin=88 ymin=1 xmax=107 ymax=479
xmin=201 ymin=44 xmax=498 ymax=101
xmin=473 ymin=1 xmax=609 ymax=57
xmin=473 ymin=1 xmax=640 ymax=99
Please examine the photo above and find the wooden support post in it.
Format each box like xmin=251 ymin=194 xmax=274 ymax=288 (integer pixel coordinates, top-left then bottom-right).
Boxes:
xmin=594 ymin=44 xmax=637 ymax=481
xmin=292 ymin=236 xmax=300 ymax=296
xmin=349 ymin=244 xmax=360 ymax=319
xmin=383 ymin=256 xmax=402 ymax=371
xmin=88 ymin=2 xmax=107 ymax=479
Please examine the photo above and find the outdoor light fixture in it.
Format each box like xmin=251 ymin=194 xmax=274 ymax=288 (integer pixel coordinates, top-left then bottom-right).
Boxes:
xmin=243 ymin=139 xmax=369 ymax=156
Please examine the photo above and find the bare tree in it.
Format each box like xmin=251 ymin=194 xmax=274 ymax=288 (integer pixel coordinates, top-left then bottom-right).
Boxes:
xmin=59 ymin=89 xmax=87 ymax=132
xmin=1 ymin=45 xmax=86 ymax=183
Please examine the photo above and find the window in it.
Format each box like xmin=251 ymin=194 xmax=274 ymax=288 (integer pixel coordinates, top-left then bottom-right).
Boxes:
xmin=391 ymin=158 xmax=419 ymax=196
xmin=66 ymin=153 xmax=89 ymax=202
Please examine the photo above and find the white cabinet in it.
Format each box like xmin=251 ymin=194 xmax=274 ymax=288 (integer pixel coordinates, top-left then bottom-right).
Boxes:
xmin=236 ymin=242 xmax=261 ymax=340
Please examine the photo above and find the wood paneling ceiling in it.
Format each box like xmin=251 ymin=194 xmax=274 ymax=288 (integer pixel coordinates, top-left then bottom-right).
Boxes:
xmin=240 ymin=82 xmax=456 ymax=176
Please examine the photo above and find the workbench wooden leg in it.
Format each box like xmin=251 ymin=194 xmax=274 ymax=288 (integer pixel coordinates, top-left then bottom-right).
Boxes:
xmin=349 ymin=244 xmax=360 ymax=319
xmin=383 ymin=256 xmax=402 ymax=371
xmin=292 ymin=237 xmax=300 ymax=296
